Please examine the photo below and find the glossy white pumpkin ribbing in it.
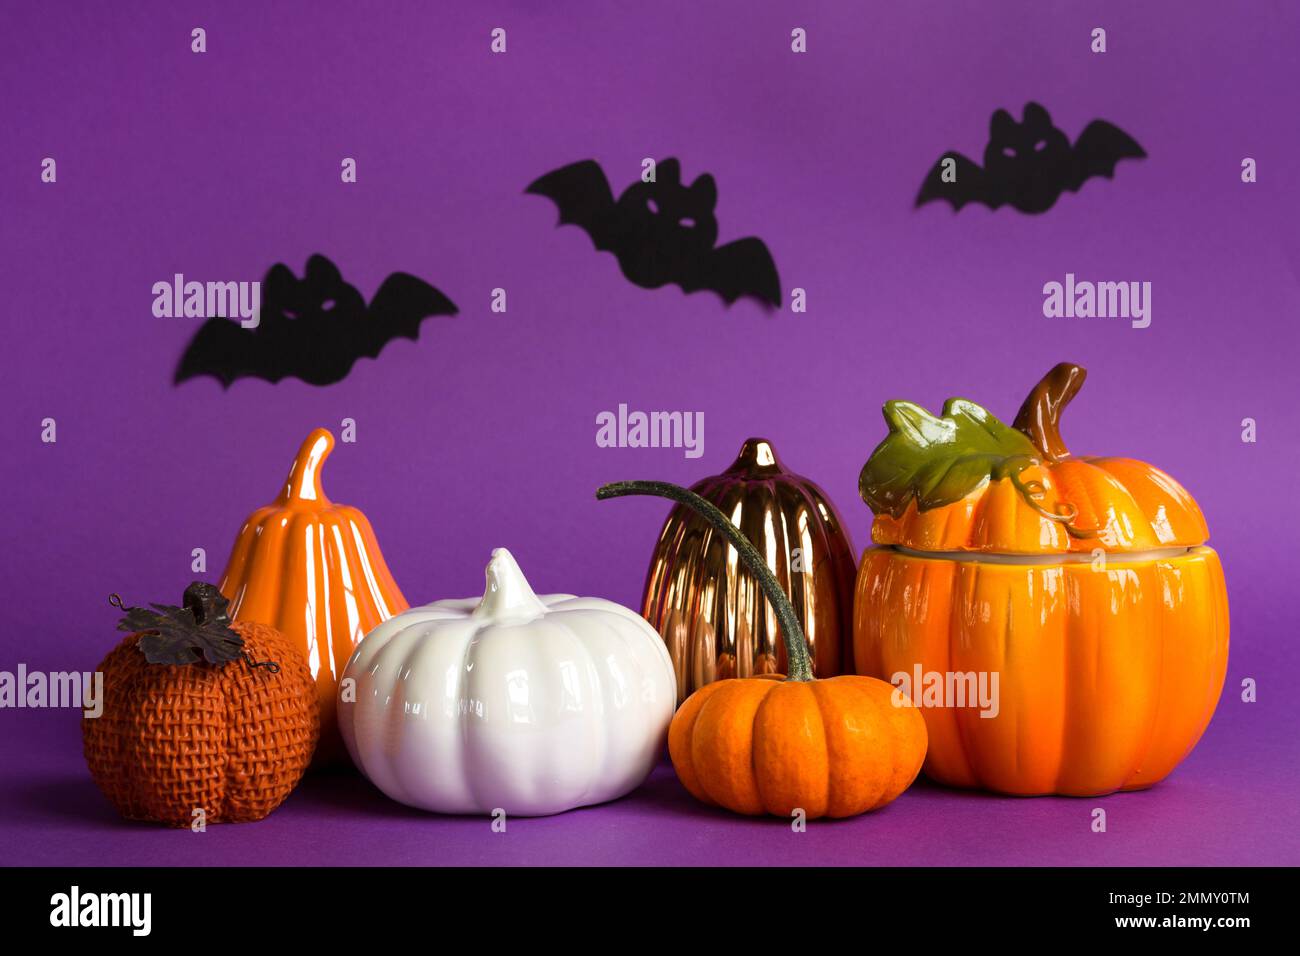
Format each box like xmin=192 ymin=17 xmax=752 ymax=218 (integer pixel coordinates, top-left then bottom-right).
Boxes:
xmin=339 ymin=549 xmax=676 ymax=816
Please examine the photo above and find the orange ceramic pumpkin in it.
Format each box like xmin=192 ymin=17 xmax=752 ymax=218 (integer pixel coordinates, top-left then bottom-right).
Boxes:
xmin=668 ymin=673 xmax=927 ymax=818
xmin=218 ymin=428 xmax=407 ymax=764
xmin=601 ymin=480 xmax=927 ymax=818
xmin=853 ymin=364 xmax=1229 ymax=796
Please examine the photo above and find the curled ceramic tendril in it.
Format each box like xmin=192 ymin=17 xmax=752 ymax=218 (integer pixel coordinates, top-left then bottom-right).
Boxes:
xmin=1007 ymin=458 xmax=1099 ymax=540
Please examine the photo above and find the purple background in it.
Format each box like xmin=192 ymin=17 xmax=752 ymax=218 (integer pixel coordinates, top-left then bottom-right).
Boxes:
xmin=2 ymin=1 xmax=1298 ymax=865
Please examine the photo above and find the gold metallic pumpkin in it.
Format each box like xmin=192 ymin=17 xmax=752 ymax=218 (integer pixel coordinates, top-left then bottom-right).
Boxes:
xmin=640 ymin=438 xmax=857 ymax=703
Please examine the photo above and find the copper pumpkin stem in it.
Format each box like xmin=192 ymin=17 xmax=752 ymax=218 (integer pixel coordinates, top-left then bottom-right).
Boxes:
xmin=1012 ymin=362 xmax=1087 ymax=461
xmin=723 ymin=437 xmax=786 ymax=477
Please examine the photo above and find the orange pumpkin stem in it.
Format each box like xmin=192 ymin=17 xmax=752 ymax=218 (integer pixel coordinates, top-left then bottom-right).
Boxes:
xmin=1012 ymin=363 xmax=1086 ymax=461
xmin=276 ymin=428 xmax=335 ymax=506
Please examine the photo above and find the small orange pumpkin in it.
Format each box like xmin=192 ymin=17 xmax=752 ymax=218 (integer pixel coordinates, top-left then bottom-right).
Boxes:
xmin=218 ymin=428 xmax=408 ymax=764
xmin=600 ymin=480 xmax=927 ymax=819
xmin=854 ymin=363 xmax=1230 ymax=796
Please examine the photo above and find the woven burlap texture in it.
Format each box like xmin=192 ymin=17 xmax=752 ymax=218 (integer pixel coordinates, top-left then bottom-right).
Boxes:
xmin=83 ymin=620 xmax=319 ymax=826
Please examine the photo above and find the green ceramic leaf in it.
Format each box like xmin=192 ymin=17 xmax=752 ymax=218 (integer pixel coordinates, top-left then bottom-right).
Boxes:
xmin=859 ymin=397 xmax=1041 ymax=518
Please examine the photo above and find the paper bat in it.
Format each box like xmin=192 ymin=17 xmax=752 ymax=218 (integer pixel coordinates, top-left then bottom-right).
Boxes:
xmin=175 ymin=254 xmax=457 ymax=387
xmin=916 ymin=102 xmax=1146 ymax=214
xmin=526 ymin=157 xmax=780 ymax=307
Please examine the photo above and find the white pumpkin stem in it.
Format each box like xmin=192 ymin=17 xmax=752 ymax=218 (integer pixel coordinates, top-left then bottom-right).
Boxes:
xmin=474 ymin=548 xmax=549 ymax=622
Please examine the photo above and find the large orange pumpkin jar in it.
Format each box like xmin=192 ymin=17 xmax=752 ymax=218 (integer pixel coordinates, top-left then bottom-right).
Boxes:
xmin=853 ymin=364 xmax=1229 ymax=796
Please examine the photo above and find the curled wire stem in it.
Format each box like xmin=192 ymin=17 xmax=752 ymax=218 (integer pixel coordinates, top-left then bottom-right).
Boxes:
xmin=108 ymin=593 xmax=127 ymax=611
xmin=241 ymin=653 xmax=281 ymax=674
xmin=1009 ymin=462 xmax=1099 ymax=540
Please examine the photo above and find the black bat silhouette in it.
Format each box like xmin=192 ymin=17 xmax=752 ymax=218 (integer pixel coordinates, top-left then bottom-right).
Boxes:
xmin=916 ymin=102 xmax=1146 ymax=214
xmin=526 ymin=157 xmax=780 ymax=307
xmin=175 ymin=254 xmax=457 ymax=387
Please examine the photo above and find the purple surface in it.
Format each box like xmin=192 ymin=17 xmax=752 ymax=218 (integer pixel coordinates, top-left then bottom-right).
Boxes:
xmin=2 ymin=1 xmax=1298 ymax=866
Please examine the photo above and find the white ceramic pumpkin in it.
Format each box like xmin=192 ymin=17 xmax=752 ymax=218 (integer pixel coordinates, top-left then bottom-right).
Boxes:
xmin=338 ymin=548 xmax=677 ymax=816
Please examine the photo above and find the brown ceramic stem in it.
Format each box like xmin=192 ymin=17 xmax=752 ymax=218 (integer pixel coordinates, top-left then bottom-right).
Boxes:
xmin=596 ymin=480 xmax=816 ymax=682
xmin=1012 ymin=363 xmax=1087 ymax=461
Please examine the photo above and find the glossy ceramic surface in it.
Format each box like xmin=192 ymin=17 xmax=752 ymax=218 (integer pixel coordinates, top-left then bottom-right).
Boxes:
xmin=854 ymin=546 xmax=1229 ymax=795
xmin=860 ymin=365 xmax=1208 ymax=555
xmin=641 ymin=438 xmax=856 ymax=703
xmin=854 ymin=365 xmax=1231 ymax=795
xmin=868 ymin=456 xmax=1209 ymax=555
xmin=218 ymin=428 xmax=408 ymax=764
xmin=338 ymin=549 xmax=677 ymax=816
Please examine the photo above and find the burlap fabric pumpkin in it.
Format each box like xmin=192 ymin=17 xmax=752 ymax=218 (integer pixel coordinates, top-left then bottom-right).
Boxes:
xmin=83 ymin=582 xmax=318 ymax=825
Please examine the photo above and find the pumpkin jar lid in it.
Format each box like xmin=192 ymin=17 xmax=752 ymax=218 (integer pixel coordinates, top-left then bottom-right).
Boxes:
xmin=859 ymin=363 xmax=1210 ymax=556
